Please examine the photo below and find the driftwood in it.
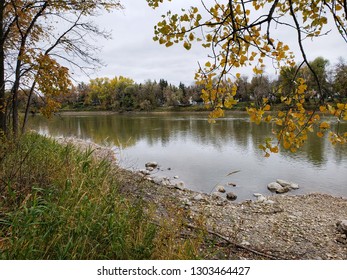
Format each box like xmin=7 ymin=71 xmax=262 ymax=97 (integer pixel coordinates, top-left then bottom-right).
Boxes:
xmin=153 ymin=220 xmax=279 ymax=260
xmin=186 ymin=223 xmax=279 ymax=260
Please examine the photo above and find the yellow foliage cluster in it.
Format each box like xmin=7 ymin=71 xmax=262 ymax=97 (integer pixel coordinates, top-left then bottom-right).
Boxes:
xmin=34 ymin=54 xmax=72 ymax=118
xmin=249 ymin=79 xmax=347 ymax=155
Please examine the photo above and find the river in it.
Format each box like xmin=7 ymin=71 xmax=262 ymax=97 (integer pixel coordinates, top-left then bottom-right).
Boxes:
xmin=28 ymin=111 xmax=347 ymax=201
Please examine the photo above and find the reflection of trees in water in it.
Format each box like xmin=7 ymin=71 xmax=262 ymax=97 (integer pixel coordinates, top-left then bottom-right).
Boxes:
xmin=28 ymin=113 xmax=346 ymax=167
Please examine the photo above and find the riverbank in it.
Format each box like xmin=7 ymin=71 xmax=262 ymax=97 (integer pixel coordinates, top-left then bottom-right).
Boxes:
xmin=0 ymin=134 xmax=204 ymax=260
xmin=55 ymin=136 xmax=347 ymax=260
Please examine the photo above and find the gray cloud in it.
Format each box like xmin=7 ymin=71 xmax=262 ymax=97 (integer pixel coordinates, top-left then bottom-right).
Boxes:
xmin=81 ymin=0 xmax=346 ymax=85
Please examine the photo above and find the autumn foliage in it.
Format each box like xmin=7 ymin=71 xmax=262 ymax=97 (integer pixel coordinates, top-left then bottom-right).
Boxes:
xmin=0 ymin=0 xmax=123 ymax=136
xmin=148 ymin=0 xmax=347 ymax=154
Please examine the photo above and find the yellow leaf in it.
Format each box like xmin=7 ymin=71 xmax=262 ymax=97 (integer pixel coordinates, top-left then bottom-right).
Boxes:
xmin=270 ymin=146 xmax=279 ymax=153
xmin=259 ymin=144 xmax=266 ymax=151
xmin=337 ymin=103 xmax=346 ymax=110
xmin=263 ymin=104 xmax=271 ymax=111
xmin=290 ymin=147 xmax=297 ymax=153
xmin=276 ymin=119 xmax=283 ymax=126
xmin=253 ymin=67 xmax=263 ymax=75
xmin=283 ymin=141 xmax=291 ymax=149
xmin=183 ymin=41 xmax=191 ymax=50
xmin=319 ymin=122 xmax=330 ymax=129
xmin=264 ymin=115 xmax=272 ymax=122
xmin=278 ymin=111 xmax=285 ymax=117
xmin=319 ymin=105 xmax=326 ymax=113
xmin=298 ymin=84 xmax=307 ymax=94
xmin=317 ymin=131 xmax=324 ymax=138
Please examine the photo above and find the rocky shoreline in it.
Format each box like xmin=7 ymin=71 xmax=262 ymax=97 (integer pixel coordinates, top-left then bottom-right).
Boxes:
xmin=54 ymin=136 xmax=347 ymax=259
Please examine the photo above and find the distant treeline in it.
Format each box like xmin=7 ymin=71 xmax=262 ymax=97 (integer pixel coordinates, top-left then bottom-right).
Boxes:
xmin=18 ymin=56 xmax=347 ymax=112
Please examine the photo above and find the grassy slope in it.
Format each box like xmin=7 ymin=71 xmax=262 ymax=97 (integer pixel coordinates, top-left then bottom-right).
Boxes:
xmin=0 ymin=134 xmax=201 ymax=260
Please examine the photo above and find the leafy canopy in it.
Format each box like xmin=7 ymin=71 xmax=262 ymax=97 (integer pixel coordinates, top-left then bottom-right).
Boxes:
xmin=148 ymin=0 xmax=347 ymax=155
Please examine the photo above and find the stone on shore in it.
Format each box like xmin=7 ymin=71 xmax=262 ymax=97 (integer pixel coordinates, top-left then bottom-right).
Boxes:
xmin=193 ymin=194 xmax=204 ymax=201
xmin=151 ymin=176 xmax=171 ymax=186
xmin=217 ymin=185 xmax=226 ymax=193
xmin=267 ymin=182 xmax=285 ymax=192
xmin=276 ymin=186 xmax=290 ymax=194
xmin=138 ymin=169 xmax=150 ymax=176
xmin=226 ymin=192 xmax=237 ymax=201
xmin=175 ymin=181 xmax=185 ymax=190
xmin=145 ymin=162 xmax=158 ymax=169
xmin=253 ymin=193 xmax=265 ymax=201
xmin=336 ymin=220 xmax=347 ymax=234
xmin=276 ymin=179 xmax=300 ymax=190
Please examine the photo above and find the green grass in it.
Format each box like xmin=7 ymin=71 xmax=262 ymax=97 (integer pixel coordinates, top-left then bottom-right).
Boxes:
xmin=0 ymin=134 xmax=202 ymax=260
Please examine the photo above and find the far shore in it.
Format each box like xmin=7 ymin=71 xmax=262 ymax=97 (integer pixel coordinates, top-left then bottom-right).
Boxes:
xmin=55 ymin=108 xmax=246 ymax=116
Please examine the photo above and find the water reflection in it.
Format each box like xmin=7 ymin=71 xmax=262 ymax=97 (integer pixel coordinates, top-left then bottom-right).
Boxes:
xmin=29 ymin=112 xmax=347 ymax=200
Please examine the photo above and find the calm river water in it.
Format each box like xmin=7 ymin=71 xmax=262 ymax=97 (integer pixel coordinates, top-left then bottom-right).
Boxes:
xmin=29 ymin=112 xmax=347 ymax=201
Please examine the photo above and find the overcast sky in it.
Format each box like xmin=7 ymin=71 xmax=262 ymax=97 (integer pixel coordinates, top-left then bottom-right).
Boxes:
xmin=83 ymin=0 xmax=346 ymax=86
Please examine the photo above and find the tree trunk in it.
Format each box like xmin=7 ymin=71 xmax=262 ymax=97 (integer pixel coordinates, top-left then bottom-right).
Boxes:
xmin=11 ymin=82 xmax=19 ymax=137
xmin=22 ymin=81 xmax=36 ymax=134
xmin=0 ymin=0 xmax=6 ymax=136
xmin=12 ymin=46 xmax=22 ymax=138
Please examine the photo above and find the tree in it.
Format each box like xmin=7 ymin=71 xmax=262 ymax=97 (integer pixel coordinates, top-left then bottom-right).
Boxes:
xmin=301 ymin=57 xmax=330 ymax=101
xmin=0 ymin=1 xmax=123 ymax=137
xmin=333 ymin=58 xmax=347 ymax=100
xmin=148 ymin=0 xmax=347 ymax=154
xmin=235 ymin=75 xmax=250 ymax=102
xmin=249 ymin=75 xmax=271 ymax=107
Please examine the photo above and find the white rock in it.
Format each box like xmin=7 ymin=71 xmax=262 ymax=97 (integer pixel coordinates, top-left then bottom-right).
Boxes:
xmin=161 ymin=178 xmax=171 ymax=186
xmin=139 ymin=169 xmax=150 ymax=176
xmin=175 ymin=181 xmax=185 ymax=190
xmin=256 ymin=195 xmax=267 ymax=203
xmin=276 ymin=179 xmax=299 ymax=190
xmin=253 ymin=193 xmax=263 ymax=197
xmin=153 ymin=177 xmax=163 ymax=185
xmin=181 ymin=198 xmax=192 ymax=207
xmin=217 ymin=185 xmax=226 ymax=193
xmin=194 ymin=194 xmax=204 ymax=201
xmin=146 ymin=166 xmax=154 ymax=172
xmin=336 ymin=220 xmax=347 ymax=234
xmin=276 ymin=186 xmax=290 ymax=194
xmin=173 ymin=176 xmax=179 ymax=179
xmin=267 ymin=182 xmax=284 ymax=192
